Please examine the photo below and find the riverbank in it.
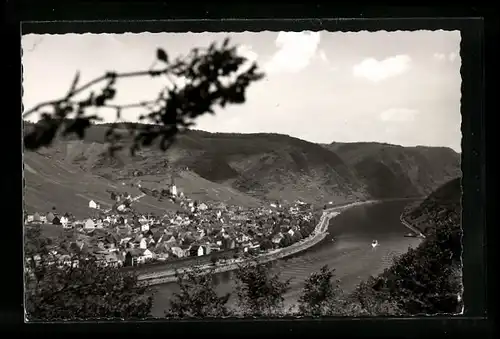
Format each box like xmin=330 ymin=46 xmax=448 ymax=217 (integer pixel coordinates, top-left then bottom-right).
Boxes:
xmin=399 ymin=215 xmax=426 ymax=238
xmin=138 ymin=199 xmax=379 ymax=286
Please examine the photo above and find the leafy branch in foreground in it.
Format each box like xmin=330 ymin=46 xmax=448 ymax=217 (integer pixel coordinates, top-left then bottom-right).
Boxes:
xmin=23 ymin=38 xmax=265 ymax=155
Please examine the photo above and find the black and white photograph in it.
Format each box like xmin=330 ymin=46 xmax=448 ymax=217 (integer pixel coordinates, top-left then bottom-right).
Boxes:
xmin=22 ymin=29 xmax=463 ymax=320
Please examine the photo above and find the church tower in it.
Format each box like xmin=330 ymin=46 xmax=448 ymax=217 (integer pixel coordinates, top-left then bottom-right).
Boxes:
xmin=170 ymin=175 xmax=177 ymax=196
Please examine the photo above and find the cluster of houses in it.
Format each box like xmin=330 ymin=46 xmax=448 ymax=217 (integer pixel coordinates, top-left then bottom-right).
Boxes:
xmin=25 ymin=182 xmax=320 ymax=269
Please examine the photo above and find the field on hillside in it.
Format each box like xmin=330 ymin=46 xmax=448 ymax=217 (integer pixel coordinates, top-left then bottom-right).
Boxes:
xmin=23 ymin=151 xmax=181 ymax=218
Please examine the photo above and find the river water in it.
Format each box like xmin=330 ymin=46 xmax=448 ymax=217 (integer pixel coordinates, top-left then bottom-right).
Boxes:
xmin=150 ymin=200 xmax=422 ymax=316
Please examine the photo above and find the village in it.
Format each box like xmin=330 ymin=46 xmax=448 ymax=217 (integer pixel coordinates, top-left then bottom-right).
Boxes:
xmin=24 ymin=181 xmax=320 ymax=270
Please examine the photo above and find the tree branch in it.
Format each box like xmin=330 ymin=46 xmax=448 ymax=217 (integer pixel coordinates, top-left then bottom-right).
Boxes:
xmin=22 ymin=68 xmax=171 ymax=118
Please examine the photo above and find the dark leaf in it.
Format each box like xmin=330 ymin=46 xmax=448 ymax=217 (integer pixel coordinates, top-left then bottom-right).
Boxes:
xmin=94 ymin=94 xmax=106 ymax=107
xmin=156 ymin=48 xmax=169 ymax=63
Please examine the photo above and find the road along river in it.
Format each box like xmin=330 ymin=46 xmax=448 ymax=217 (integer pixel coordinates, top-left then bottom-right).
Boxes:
xmin=150 ymin=200 xmax=423 ymax=316
xmin=138 ymin=200 xmax=376 ymax=285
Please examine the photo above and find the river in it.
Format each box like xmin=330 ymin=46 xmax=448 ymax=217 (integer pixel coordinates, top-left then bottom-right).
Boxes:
xmin=150 ymin=200 xmax=422 ymax=316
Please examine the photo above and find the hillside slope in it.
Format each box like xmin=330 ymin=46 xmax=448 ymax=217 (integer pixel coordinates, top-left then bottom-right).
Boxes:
xmin=23 ymin=123 xmax=462 ymax=215
xmin=325 ymin=142 xmax=461 ymax=199
xmin=31 ymin=124 xmax=370 ymax=206
xmin=23 ymin=150 xmax=184 ymax=219
xmin=402 ymin=177 xmax=462 ymax=236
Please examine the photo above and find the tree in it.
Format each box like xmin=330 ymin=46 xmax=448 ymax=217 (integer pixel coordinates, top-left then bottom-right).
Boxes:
xmin=25 ymin=254 xmax=153 ymax=320
xmin=24 ymin=223 xmax=153 ymax=321
xmin=234 ymin=261 xmax=291 ymax=317
xmin=210 ymin=255 xmax=218 ymax=266
xmin=260 ymin=239 xmax=273 ymax=251
xmin=297 ymin=265 xmax=340 ymax=316
xmin=23 ymin=38 xmax=265 ymax=156
xmin=166 ymin=267 xmax=230 ymax=318
xmin=342 ymin=277 xmax=402 ymax=317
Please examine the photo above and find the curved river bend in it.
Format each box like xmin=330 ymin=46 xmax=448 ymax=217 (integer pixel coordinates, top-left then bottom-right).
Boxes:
xmin=151 ymin=200 xmax=422 ymax=316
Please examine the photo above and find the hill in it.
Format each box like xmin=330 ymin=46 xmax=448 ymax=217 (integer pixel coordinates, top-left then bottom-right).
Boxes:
xmin=23 ymin=150 xmax=186 ymax=219
xmin=26 ymin=124 xmax=369 ymax=207
xmin=325 ymin=142 xmax=461 ymax=199
xmin=23 ymin=122 xmax=462 ymax=218
xmin=401 ymin=177 xmax=462 ymax=236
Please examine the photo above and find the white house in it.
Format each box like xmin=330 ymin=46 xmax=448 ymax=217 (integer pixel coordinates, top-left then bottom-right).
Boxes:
xmin=141 ymin=223 xmax=150 ymax=232
xmin=89 ymin=200 xmax=97 ymax=209
xmin=139 ymin=238 xmax=147 ymax=249
xmin=198 ymin=203 xmax=208 ymax=211
xmin=171 ymin=246 xmax=184 ymax=258
xmin=197 ymin=246 xmax=204 ymax=256
xmin=140 ymin=249 xmax=154 ymax=261
xmin=26 ymin=215 xmax=34 ymax=223
xmin=84 ymin=219 xmax=95 ymax=229
xmin=117 ymin=204 xmax=126 ymax=212
xmin=216 ymin=210 xmax=222 ymax=218
xmin=288 ymin=229 xmax=295 ymax=237
xmin=60 ymin=216 xmax=69 ymax=228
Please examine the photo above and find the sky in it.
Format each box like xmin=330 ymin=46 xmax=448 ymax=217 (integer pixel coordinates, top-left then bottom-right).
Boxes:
xmin=21 ymin=30 xmax=462 ymax=152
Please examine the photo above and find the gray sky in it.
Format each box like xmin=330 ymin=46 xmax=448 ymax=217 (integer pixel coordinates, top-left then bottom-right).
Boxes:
xmin=22 ymin=30 xmax=462 ymax=152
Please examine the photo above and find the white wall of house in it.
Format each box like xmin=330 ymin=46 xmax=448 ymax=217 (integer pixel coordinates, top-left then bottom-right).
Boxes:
xmin=84 ymin=219 xmax=95 ymax=229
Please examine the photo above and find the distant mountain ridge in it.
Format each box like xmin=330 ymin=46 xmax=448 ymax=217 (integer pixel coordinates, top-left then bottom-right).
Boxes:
xmin=23 ymin=122 xmax=462 ymax=217
xmin=324 ymin=141 xmax=461 ymax=199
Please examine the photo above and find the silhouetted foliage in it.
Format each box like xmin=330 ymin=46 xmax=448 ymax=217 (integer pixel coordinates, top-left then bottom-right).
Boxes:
xmin=23 ymin=38 xmax=265 ymax=156
xmin=25 ymin=251 xmax=153 ymax=320
xmin=298 ymin=265 xmax=340 ymax=316
xmin=166 ymin=267 xmax=230 ymax=318
xmin=234 ymin=261 xmax=291 ymax=317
